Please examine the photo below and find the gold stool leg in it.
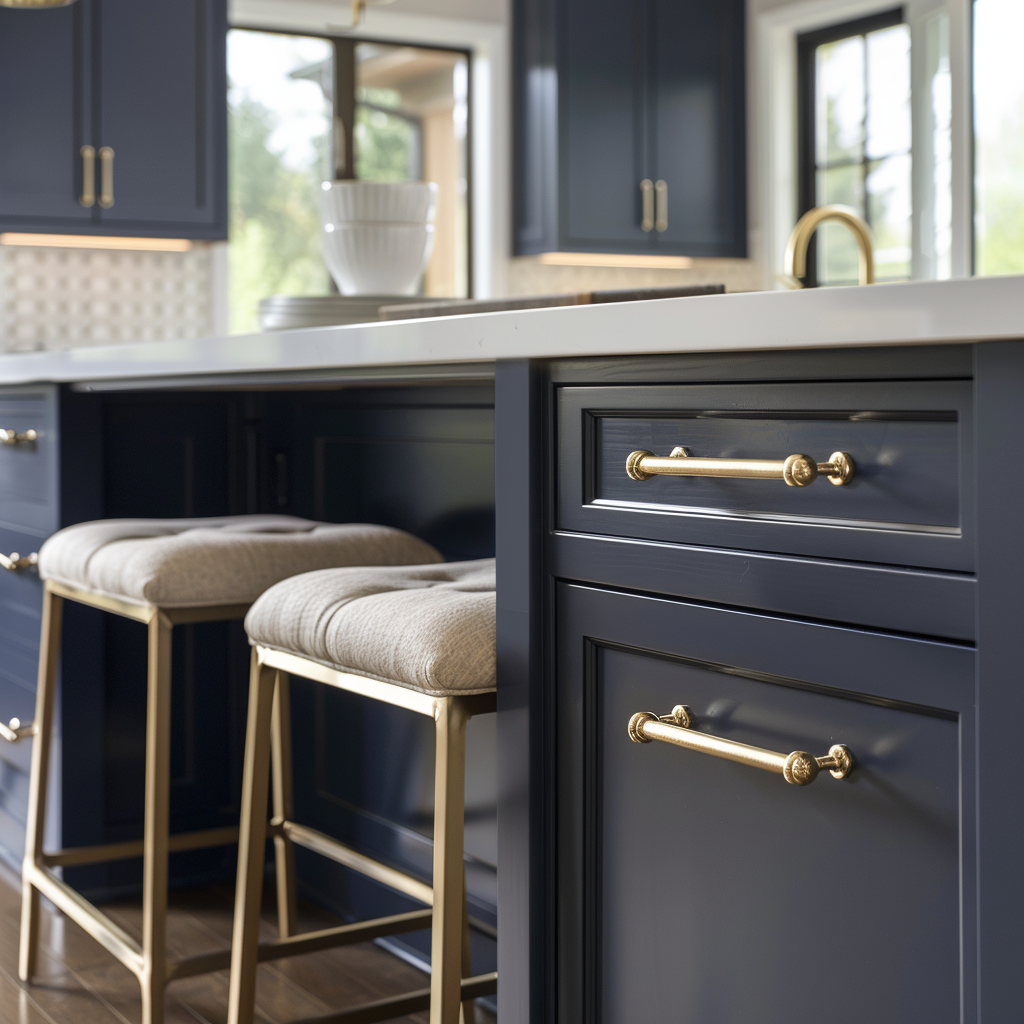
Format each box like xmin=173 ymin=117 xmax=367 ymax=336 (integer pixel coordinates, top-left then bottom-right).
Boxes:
xmin=461 ymin=875 xmax=475 ymax=1024
xmin=270 ymin=670 xmax=298 ymax=938
xmin=430 ymin=698 xmax=468 ymax=1024
xmin=228 ymin=652 xmax=277 ymax=1024
xmin=19 ymin=585 xmax=64 ymax=982
xmin=140 ymin=610 xmax=173 ymax=1024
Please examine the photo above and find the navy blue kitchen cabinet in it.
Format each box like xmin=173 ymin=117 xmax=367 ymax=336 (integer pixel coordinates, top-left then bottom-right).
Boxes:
xmin=514 ymin=0 xmax=746 ymax=257
xmin=494 ymin=343 xmax=1024 ymax=1024
xmin=0 ymin=0 xmax=226 ymax=239
xmin=0 ymin=381 xmax=496 ymax=980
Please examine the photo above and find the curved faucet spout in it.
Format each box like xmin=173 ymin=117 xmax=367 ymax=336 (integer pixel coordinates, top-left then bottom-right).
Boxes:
xmin=783 ymin=204 xmax=875 ymax=288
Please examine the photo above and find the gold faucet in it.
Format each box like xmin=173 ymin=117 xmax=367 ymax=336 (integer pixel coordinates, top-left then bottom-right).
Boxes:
xmin=783 ymin=204 xmax=875 ymax=288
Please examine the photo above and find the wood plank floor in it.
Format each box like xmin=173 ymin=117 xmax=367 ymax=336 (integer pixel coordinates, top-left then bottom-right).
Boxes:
xmin=0 ymin=862 xmax=495 ymax=1024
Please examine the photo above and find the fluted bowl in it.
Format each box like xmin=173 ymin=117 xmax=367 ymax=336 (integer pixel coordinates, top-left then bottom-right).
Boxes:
xmin=321 ymin=222 xmax=435 ymax=296
xmin=320 ymin=180 xmax=438 ymax=224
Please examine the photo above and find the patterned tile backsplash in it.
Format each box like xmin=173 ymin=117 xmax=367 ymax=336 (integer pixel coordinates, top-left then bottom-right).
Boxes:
xmin=0 ymin=243 xmax=223 ymax=353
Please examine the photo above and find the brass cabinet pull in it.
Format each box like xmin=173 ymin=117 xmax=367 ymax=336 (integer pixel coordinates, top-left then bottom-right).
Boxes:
xmin=0 ymin=717 xmax=36 ymax=744
xmin=640 ymin=178 xmax=654 ymax=232
xmin=628 ymin=705 xmax=854 ymax=786
xmin=0 ymin=552 xmax=38 ymax=572
xmin=98 ymin=146 xmax=115 ymax=208
xmin=626 ymin=446 xmax=855 ymax=487
xmin=654 ymin=178 xmax=668 ymax=232
xmin=80 ymin=145 xmax=96 ymax=207
xmin=0 ymin=428 xmax=37 ymax=446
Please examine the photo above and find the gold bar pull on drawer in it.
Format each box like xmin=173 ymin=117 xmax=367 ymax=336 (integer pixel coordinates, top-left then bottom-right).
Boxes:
xmin=0 ymin=718 xmax=36 ymax=744
xmin=0 ymin=552 xmax=38 ymax=572
xmin=626 ymin=446 xmax=855 ymax=486
xmin=628 ymin=706 xmax=854 ymax=786
xmin=0 ymin=428 xmax=37 ymax=446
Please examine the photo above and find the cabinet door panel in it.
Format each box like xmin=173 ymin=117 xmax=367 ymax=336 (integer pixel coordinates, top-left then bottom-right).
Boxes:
xmin=95 ymin=0 xmax=226 ymax=234
xmin=650 ymin=0 xmax=745 ymax=254
xmin=559 ymin=0 xmax=650 ymax=249
xmin=0 ymin=3 xmax=92 ymax=226
xmin=557 ymin=583 xmax=974 ymax=1024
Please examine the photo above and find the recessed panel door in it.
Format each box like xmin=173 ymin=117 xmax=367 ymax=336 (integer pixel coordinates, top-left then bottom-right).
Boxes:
xmin=557 ymin=582 xmax=971 ymax=1024
xmin=649 ymin=0 xmax=746 ymax=255
xmin=0 ymin=2 xmax=93 ymax=226
xmin=559 ymin=0 xmax=651 ymax=250
xmin=95 ymin=0 xmax=226 ymax=234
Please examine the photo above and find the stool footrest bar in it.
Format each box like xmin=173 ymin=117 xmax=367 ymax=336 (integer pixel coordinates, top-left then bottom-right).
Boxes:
xmin=290 ymin=972 xmax=498 ymax=1024
xmin=42 ymin=825 xmax=240 ymax=867
xmin=280 ymin=820 xmax=434 ymax=906
xmin=167 ymin=909 xmax=433 ymax=981
xmin=26 ymin=864 xmax=145 ymax=978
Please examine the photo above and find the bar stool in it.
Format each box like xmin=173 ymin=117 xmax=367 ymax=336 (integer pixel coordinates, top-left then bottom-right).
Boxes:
xmin=20 ymin=515 xmax=443 ymax=1024
xmin=229 ymin=559 xmax=498 ymax=1024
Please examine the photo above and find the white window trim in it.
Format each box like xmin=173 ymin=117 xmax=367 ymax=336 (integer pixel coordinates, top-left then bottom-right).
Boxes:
xmin=228 ymin=0 xmax=509 ymax=299
xmin=753 ymin=0 xmax=973 ymax=288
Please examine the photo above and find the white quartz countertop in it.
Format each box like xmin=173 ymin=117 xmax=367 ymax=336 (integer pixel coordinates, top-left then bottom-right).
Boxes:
xmin=1 ymin=275 xmax=1022 ymax=387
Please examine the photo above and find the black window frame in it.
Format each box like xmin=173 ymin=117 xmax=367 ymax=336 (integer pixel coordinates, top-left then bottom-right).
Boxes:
xmin=796 ymin=6 xmax=905 ymax=287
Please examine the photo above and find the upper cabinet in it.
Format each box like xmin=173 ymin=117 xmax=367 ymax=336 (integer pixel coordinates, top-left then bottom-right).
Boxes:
xmin=514 ymin=0 xmax=746 ymax=258
xmin=0 ymin=0 xmax=227 ymax=240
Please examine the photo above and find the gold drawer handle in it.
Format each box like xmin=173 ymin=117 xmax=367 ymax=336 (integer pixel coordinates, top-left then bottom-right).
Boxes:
xmin=628 ymin=705 xmax=853 ymax=786
xmin=80 ymin=145 xmax=96 ymax=207
xmin=0 ymin=717 xmax=36 ymax=744
xmin=0 ymin=552 xmax=38 ymax=572
xmin=0 ymin=428 xmax=37 ymax=446
xmin=626 ymin=446 xmax=855 ymax=486
xmin=98 ymin=146 xmax=115 ymax=209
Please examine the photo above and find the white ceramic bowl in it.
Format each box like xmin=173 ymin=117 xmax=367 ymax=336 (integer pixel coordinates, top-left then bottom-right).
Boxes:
xmin=321 ymin=222 xmax=435 ymax=296
xmin=320 ymin=180 xmax=438 ymax=224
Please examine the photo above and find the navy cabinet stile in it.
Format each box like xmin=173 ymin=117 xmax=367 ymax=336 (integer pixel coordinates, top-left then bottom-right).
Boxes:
xmin=0 ymin=0 xmax=226 ymax=239
xmin=514 ymin=0 xmax=747 ymax=257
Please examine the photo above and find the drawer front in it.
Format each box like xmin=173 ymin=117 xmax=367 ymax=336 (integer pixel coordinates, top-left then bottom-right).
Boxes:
xmin=0 ymin=524 xmax=44 ymax=866
xmin=557 ymin=381 xmax=973 ymax=570
xmin=0 ymin=388 xmax=58 ymax=536
xmin=556 ymin=583 xmax=974 ymax=1024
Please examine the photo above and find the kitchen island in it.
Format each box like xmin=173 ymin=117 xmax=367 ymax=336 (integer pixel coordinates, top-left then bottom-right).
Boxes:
xmin=1 ymin=275 xmax=1022 ymax=1024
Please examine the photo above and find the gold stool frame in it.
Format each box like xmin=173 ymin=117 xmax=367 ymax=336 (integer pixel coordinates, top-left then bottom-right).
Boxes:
xmin=227 ymin=644 xmax=498 ymax=1024
xmin=20 ymin=579 xmax=253 ymax=1024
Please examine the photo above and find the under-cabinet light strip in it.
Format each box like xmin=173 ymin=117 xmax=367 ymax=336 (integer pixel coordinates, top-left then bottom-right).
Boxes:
xmin=538 ymin=251 xmax=694 ymax=269
xmin=0 ymin=233 xmax=193 ymax=252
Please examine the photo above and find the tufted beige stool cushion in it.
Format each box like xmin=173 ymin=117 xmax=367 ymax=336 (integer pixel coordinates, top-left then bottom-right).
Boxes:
xmin=245 ymin=559 xmax=495 ymax=697
xmin=38 ymin=515 xmax=443 ymax=608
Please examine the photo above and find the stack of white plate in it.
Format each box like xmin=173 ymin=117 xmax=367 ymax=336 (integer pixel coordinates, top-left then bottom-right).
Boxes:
xmin=319 ymin=181 xmax=438 ymax=296
xmin=258 ymin=294 xmax=448 ymax=332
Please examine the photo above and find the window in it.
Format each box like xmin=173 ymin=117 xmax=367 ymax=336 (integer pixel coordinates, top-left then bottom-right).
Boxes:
xmin=798 ymin=10 xmax=912 ymax=286
xmin=227 ymin=29 xmax=471 ymax=333
xmin=973 ymin=0 xmax=1024 ymax=276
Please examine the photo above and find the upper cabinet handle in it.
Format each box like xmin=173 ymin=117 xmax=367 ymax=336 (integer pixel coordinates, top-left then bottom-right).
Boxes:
xmin=0 ymin=428 xmax=37 ymax=446
xmin=640 ymin=179 xmax=654 ymax=232
xmin=0 ymin=552 xmax=38 ymax=572
xmin=80 ymin=145 xmax=96 ymax=208
xmin=0 ymin=718 xmax=36 ymax=744
xmin=626 ymin=446 xmax=855 ymax=487
xmin=628 ymin=705 xmax=854 ymax=787
xmin=99 ymin=146 xmax=115 ymax=209
xmin=654 ymin=179 xmax=668 ymax=232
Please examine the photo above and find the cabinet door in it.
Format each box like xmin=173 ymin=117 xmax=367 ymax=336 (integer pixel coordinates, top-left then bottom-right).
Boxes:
xmin=649 ymin=0 xmax=746 ymax=255
xmin=556 ymin=582 xmax=973 ymax=1024
xmin=94 ymin=0 xmax=226 ymax=237
xmin=558 ymin=0 xmax=651 ymax=251
xmin=0 ymin=3 xmax=93 ymax=228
